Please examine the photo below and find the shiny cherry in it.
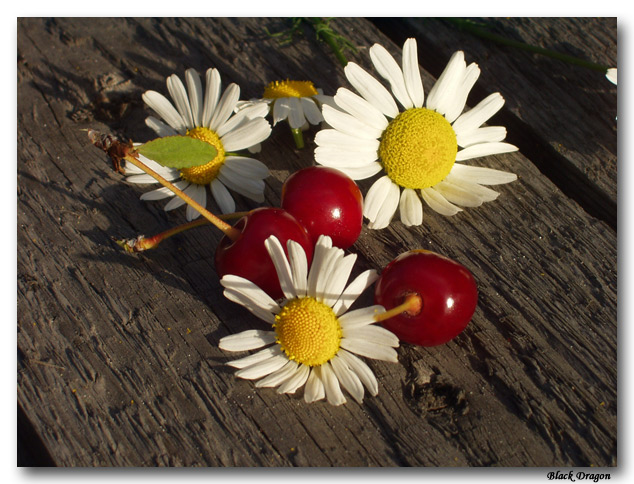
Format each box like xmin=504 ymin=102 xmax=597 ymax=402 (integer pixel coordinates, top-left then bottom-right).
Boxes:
xmin=374 ymin=250 xmax=478 ymax=346
xmin=215 ymin=207 xmax=313 ymax=300
xmin=281 ymin=166 xmax=363 ymax=250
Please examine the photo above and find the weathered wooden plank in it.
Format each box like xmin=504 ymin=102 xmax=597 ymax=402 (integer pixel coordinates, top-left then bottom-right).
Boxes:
xmin=372 ymin=17 xmax=618 ymax=228
xmin=17 ymin=17 xmax=616 ymax=467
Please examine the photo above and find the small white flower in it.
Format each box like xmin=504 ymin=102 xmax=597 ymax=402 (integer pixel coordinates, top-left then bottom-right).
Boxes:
xmin=606 ymin=68 xmax=617 ymax=85
xmin=236 ymin=79 xmax=335 ymax=130
xmin=219 ymin=234 xmax=399 ymax=406
xmin=126 ymin=68 xmax=272 ymax=220
xmin=315 ymin=39 xmax=519 ymax=229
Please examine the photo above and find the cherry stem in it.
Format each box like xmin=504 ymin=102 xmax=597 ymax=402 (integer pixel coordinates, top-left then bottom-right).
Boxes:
xmin=122 ymin=152 xmax=241 ymax=241
xmin=115 ymin=212 xmax=248 ymax=252
xmin=374 ymin=293 xmax=423 ymax=323
xmin=291 ymin=128 xmax=304 ymax=149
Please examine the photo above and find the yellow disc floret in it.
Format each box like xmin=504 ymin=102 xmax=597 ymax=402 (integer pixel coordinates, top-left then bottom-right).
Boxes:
xmin=379 ymin=108 xmax=457 ymax=189
xmin=263 ymin=79 xmax=319 ymax=99
xmin=274 ymin=297 xmax=342 ymax=367
xmin=180 ymin=127 xmax=226 ymax=185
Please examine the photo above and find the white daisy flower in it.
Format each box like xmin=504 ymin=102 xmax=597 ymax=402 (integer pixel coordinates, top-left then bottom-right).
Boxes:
xmin=315 ymin=39 xmax=519 ymax=229
xmin=236 ymin=79 xmax=335 ymax=131
xmin=219 ymin=234 xmax=399 ymax=406
xmin=606 ymin=68 xmax=617 ymax=85
xmin=125 ymin=67 xmax=272 ymax=221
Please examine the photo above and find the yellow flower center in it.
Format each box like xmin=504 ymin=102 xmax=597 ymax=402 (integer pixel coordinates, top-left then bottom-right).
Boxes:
xmin=274 ymin=297 xmax=342 ymax=367
xmin=263 ymin=79 xmax=319 ymax=99
xmin=179 ymin=127 xmax=226 ymax=185
xmin=379 ymin=108 xmax=457 ymax=189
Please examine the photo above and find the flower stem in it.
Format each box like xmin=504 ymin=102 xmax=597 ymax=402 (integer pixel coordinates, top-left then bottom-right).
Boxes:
xmin=306 ymin=17 xmax=350 ymax=67
xmin=374 ymin=294 xmax=423 ymax=322
xmin=291 ymin=128 xmax=305 ymax=149
xmin=446 ymin=18 xmax=609 ymax=72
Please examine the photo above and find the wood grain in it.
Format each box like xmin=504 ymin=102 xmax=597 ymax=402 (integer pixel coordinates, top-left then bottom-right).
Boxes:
xmin=17 ymin=17 xmax=616 ymax=467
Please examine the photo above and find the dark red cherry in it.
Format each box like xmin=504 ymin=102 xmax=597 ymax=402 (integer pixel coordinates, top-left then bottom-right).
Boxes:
xmin=215 ymin=207 xmax=313 ymax=300
xmin=374 ymin=250 xmax=478 ymax=347
xmin=281 ymin=166 xmax=363 ymax=250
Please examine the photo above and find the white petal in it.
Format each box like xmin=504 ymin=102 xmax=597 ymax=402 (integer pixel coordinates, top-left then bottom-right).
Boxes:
xmin=127 ymin=173 xmax=165 ymax=184
xmin=286 ymin=96 xmax=305 ymax=129
xmin=455 ymin=142 xmax=519 ymax=161
xmin=314 ymin=146 xmax=379 ymax=168
xmin=333 ymin=269 xmax=379 ymax=317
xmin=315 ymin=128 xmax=381 ymax=151
xmin=202 ymin=68 xmax=222 ymax=128
xmin=449 ymin=163 xmax=518 ymax=185
xmin=344 ymin=62 xmax=399 ymax=118
xmin=368 ymin=179 xmax=400 ymax=230
xmin=304 ymin=367 xmax=325 ymax=403
xmin=163 ymin=192 xmax=188 ymax=211
xmin=185 ymin=68 xmax=204 ymax=127
xmin=142 ymin=90 xmax=186 ymax=133
xmin=221 ymin=117 xmax=272 ymax=152
xmin=456 ymin=126 xmax=507 ymax=148
xmin=433 ymin=180 xmax=485 ymax=207
xmin=402 ymin=38 xmax=424 ymax=108
xmin=145 ymin=115 xmax=179 ymax=137
xmin=277 ymin=364 xmax=310 ymax=394
xmin=306 ymin=235 xmax=333 ymax=299
xmin=321 ymin=362 xmax=346 ymax=406
xmin=340 ymin=338 xmax=398 ymax=363
xmin=399 ymin=187 xmax=423 ymax=226
xmin=444 ymin=174 xmax=500 ymax=202
xmin=321 ymin=104 xmax=383 ymax=140
xmin=369 ymin=42 xmax=412 ymax=109
xmin=223 ymin=156 xmax=269 ymax=180
xmin=227 ymin=346 xmax=282 ymax=369
xmin=452 ymin=92 xmax=505 ymax=136
xmin=337 ymin=349 xmax=379 ymax=396
xmin=426 ymin=51 xmax=466 ymax=117
xmin=315 ymin=246 xmax=345 ymax=303
xmin=272 ymin=98 xmax=291 ymax=125
xmin=287 ymin=239 xmax=308 ymax=298
xmin=222 ymin=287 xmax=276 ymax=324
xmin=185 ymin=183 xmax=207 ymax=221
xmin=338 ymin=305 xmax=386 ymax=329
xmin=264 ymin=236 xmax=296 ymax=300
xmin=331 ymin=162 xmax=383 ymax=181
xmin=167 ymin=73 xmax=195 ymax=129
xmin=330 ymin=355 xmax=365 ymax=404
xmin=221 ymin=274 xmax=281 ymax=315
xmin=210 ymin=178 xmax=236 ymax=214
xmin=235 ymin=353 xmax=289 ymax=380
xmin=139 ymin=181 xmax=189 ymax=200
xmin=322 ymin=253 xmax=357 ymax=308
xmin=300 ymin=97 xmax=323 ymax=125
xmin=606 ymin=68 xmax=617 ymax=85
xmin=219 ymin=329 xmax=277 ymax=352
xmin=420 ymin=187 xmax=463 ymax=216
xmin=209 ymin=83 xmax=240 ymax=132
xmin=217 ymin=165 xmax=266 ymax=202
xmin=444 ymin=63 xmax=481 ymax=123
xmin=255 ymin=360 xmax=301 ymax=388
xmin=363 ymin=176 xmax=393 ymax=223
xmin=334 ymin=87 xmax=388 ymax=131
xmin=343 ymin=325 xmax=399 ymax=348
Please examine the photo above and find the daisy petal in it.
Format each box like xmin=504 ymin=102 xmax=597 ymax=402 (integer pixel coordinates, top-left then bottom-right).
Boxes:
xmin=333 ymin=269 xmax=379 ymax=317
xmin=300 ymin=97 xmax=323 ymax=125
xmin=399 ymin=187 xmax=423 ymax=226
xmin=322 ymin=104 xmax=384 ymax=140
xmin=369 ymin=42 xmax=412 ymax=109
xmin=221 ymin=117 xmax=271 ymax=152
xmin=445 ymin=63 xmax=481 ymax=123
xmin=340 ymin=337 xmax=399 ymax=363
xmin=321 ymin=362 xmax=346 ymax=406
xmin=287 ymin=239 xmax=308 ymax=297
xmin=315 ymin=128 xmax=381 ymax=151
xmin=450 ymin=163 xmax=518 ymax=185
xmin=209 ymin=83 xmax=240 ymax=132
xmin=337 ymin=349 xmax=379 ymax=396
xmin=255 ymin=360 xmax=300 ymax=388
xmin=452 ymin=92 xmax=505 ymax=136
xmin=265 ymin=236 xmax=296 ymax=300
xmin=277 ymin=364 xmax=310 ymax=394
xmin=163 ymin=192 xmax=188 ymax=211
xmin=368 ymin=179 xmax=400 ymax=230
xmin=210 ymin=178 xmax=236 ymax=214
xmin=219 ymin=329 xmax=277 ymax=352
xmin=202 ymin=68 xmax=222 ymax=128
xmin=330 ymin=355 xmax=365 ymax=404
xmin=222 ymin=288 xmax=276 ymax=324
xmin=456 ymin=126 xmax=507 ymax=148
xmin=338 ymin=305 xmax=386 ymax=329
xmin=402 ymin=38 xmax=424 ymax=108
xmin=217 ymin=165 xmax=266 ymax=202
xmin=426 ymin=51 xmax=466 ymax=117
xmin=334 ymin=87 xmax=388 ymax=131
xmin=167 ymin=73 xmax=195 ymax=129
xmin=272 ymin=98 xmax=291 ymax=125
xmin=221 ymin=274 xmax=281 ymax=315
xmin=236 ymin=354 xmax=288 ymax=380
xmin=444 ymin=175 xmax=500 ymax=202
xmin=304 ymin=367 xmax=325 ymax=403
xmin=223 ymin=156 xmax=269 ymax=180
xmin=306 ymin=235 xmax=333 ymax=299
xmin=363 ymin=176 xmax=393 ymax=223
xmin=227 ymin=346 xmax=282 ymax=369
xmin=139 ymin=181 xmax=189 ymax=201
xmin=185 ymin=183 xmax=207 ymax=221
xmin=145 ymin=115 xmax=179 ymax=137
xmin=322 ymin=253 xmax=357 ymax=308
xmin=314 ymin=146 xmax=379 ymax=168
xmin=142 ymin=90 xmax=187 ymax=133
xmin=344 ymin=62 xmax=399 ymax=118
xmin=343 ymin=325 xmax=400 ymax=348
xmin=420 ymin=187 xmax=463 ymax=216
xmin=332 ymin=162 xmax=383 ymax=181
xmin=185 ymin=68 xmax=204 ymax=127
xmin=286 ymin=97 xmax=305 ymax=129
xmin=455 ymin=142 xmax=519 ymax=161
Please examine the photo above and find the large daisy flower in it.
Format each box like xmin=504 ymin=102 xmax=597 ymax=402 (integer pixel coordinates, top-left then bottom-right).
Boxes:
xmin=315 ymin=39 xmax=519 ymax=229
xmin=219 ymin=234 xmax=399 ymax=406
xmin=125 ymin=67 xmax=272 ymax=220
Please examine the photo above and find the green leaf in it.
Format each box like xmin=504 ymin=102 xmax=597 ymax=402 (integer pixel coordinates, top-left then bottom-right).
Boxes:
xmin=136 ymin=136 xmax=217 ymax=169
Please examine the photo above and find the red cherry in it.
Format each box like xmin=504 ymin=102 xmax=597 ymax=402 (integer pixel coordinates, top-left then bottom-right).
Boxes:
xmin=215 ymin=207 xmax=313 ymax=300
xmin=374 ymin=250 xmax=478 ymax=346
xmin=281 ymin=166 xmax=363 ymax=250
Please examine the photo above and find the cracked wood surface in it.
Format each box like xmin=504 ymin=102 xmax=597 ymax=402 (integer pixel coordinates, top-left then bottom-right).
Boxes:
xmin=17 ymin=17 xmax=617 ymax=467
